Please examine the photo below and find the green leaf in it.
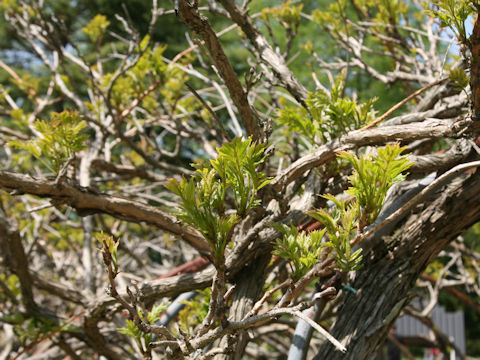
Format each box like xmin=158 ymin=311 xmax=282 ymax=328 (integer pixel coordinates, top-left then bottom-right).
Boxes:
xmin=273 ymin=222 xmax=326 ymax=280
xmin=340 ymin=143 xmax=413 ymax=224
xmin=426 ymin=0 xmax=475 ymax=43
xmin=147 ymin=303 xmax=169 ymax=324
xmin=165 ymin=137 xmax=271 ymax=264
xmin=118 ymin=319 xmax=142 ymax=339
xmin=276 ymin=70 xmax=377 ymax=144
xmin=82 ymin=14 xmax=110 ymax=42
xmin=8 ymin=111 xmax=88 ymax=175
xmin=308 ymin=144 xmax=412 ymax=272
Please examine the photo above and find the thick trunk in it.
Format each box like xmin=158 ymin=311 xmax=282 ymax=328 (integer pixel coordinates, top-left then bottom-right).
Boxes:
xmin=217 ymin=250 xmax=271 ymax=360
xmin=315 ymin=171 xmax=480 ymax=359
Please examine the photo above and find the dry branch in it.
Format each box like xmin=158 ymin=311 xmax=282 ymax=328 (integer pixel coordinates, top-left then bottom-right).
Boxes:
xmin=0 ymin=170 xmax=209 ymax=254
xmin=274 ymin=118 xmax=467 ymax=190
xmin=218 ymin=0 xmax=308 ymax=106
xmin=177 ymin=0 xmax=260 ymax=139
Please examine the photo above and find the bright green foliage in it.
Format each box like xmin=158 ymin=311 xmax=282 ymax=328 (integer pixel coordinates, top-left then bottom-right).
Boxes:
xmin=210 ymin=137 xmax=273 ymax=217
xmin=118 ymin=319 xmax=142 ymax=342
xmin=313 ymin=0 xmax=408 ymax=28
xmin=0 ymin=274 xmax=20 ymax=302
xmin=340 ymin=143 xmax=413 ymax=225
xmin=146 ymin=303 xmax=169 ymax=324
xmin=312 ymin=0 xmax=348 ymax=30
xmin=9 ymin=111 xmax=88 ymax=174
xmin=260 ymin=1 xmax=303 ymax=30
xmin=372 ymin=0 xmax=409 ymax=25
xmin=276 ymin=71 xmax=376 ymax=146
xmin=178 ymin=289 xmax=210 ymax=334
xmin=82 ymin=14 xmax=110 ymax=43
xmin=308 ymin=196 xmax=363 ymax=272
xmin=427 ymin=0 xmax=476 ymax=44
xmin=166 ymin=171 xmax=239 ymax=262
xmin=118 ymin=303 xmax=168 ymax=350
xmin=165 ymin=137 xmax=272 ymax=263
xmin=276 ymin=106 xmax=318 ymax=146
xmin=100 ymin=43 xmax=171 ymax=113
xmin=273 ymin=223 xmax=326 ymax=280
xmin=307 ymin=71 xmax=377 ymax=141
xmin=305 ymin=144 xmax=412 ymax=271
xmin=448 ymin=68 xmax=470 ymax=91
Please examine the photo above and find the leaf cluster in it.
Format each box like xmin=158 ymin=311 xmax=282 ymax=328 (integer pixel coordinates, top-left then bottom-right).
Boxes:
xmin=307 ymin=72 xmax=377 ymax=141
xmin=178 ymin=289 xmax=211 ymax=334
xmin=9 ymin=111 xmax=88 ymax=174
xmin=210 ymin=137 xmax=273 ymax=217
xmin=448 ymin=68 xmax=470 ymax=92
xmin=313 ymin=0 xmax=408 ymax=29
xmin=427 ymin=0 xmax=477 ymax=44
xmin=273 ymin=223 xmax=326 ymax=280
xmin=100 ymin=40 xmax=168 ymax=112
xmin=294 ymin=144 xmax=412 ymax=272
xmin=340 ymin=143 xmax=413 ymax=225
xmin=118 ymin=303 xmax=168 ymax=350
xmin=312 ymin=0 xmax=348 ymax=30
xmin=95 ymin=232 xmax=119 ymax=274
xmin=165 ymin=137 xmax=272 ymax=264
xmin=260 ymin=1 xmax=303 ymax=30
xmin=82 ymin=14 xmax=110 ymax=44
xmin=308 ymin=196 xmax=362 ymax=272
xmin=371 ymin=0 xmax=409 ymax=25
xmin=276 ymin=70 xmax=376 ymax=146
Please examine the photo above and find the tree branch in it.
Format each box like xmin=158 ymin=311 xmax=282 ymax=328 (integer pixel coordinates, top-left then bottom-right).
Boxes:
xmin=0 ymin=171 xmax=210 ymax=254
xmin=274 ymin=118 xmax=466 ymax=190
xmin=218 ymin=0 xmax=308 ymax=106
xmin=177 ymin=0 xmax=260 ymax=139
xmin=0 ymin=207 xmax=38 ymax=315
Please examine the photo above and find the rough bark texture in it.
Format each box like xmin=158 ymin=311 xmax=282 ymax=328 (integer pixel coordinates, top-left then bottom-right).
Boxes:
xmin=222 ymin=250 xmax=271 ymax=360
xmin=315 ymin=171 xmax=480 ymax=359
xmin=470 ymin=6 xmax=480 ymax=121
xmin=0 ymin=207 xmax=38 ymax=315
xmin=274 ymin=117 xmax=466 ymax=190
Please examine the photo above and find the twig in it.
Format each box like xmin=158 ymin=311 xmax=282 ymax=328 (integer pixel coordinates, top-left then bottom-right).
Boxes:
xmin=189 ymin=305 xmax=347 ymax=354
xmin=360 ymin=77 xmax=449 ymax=130
xmin=185 ymin=82 xmax=230 ymax=141
xmin=218 ymin=0 xmax=308 ymax=107
xmin=120 ymin=77 xmax=165 ymax=119
xmin=248 ymin=279 xmax=292 ymax=317
xmin=387 ymin=333 xmax=415 ymax=360
xmin=285 ymin=309 xmax=346 ymax=353
xmin=288 ymin=288 xmax=337 ymax=360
